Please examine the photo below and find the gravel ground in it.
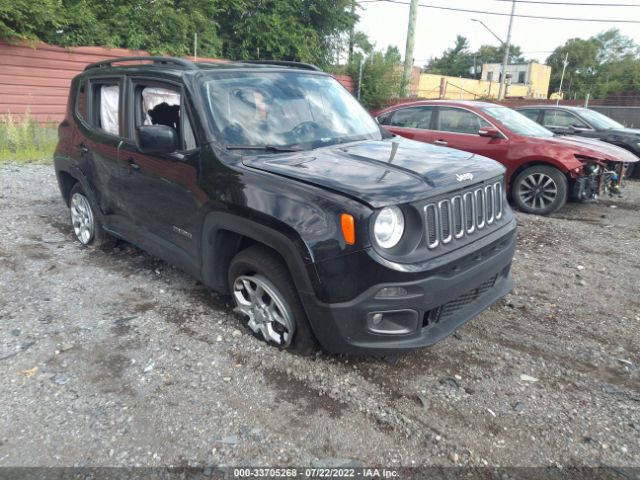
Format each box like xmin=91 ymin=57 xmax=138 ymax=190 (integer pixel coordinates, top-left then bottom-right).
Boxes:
xmin=0 ymin=164 xmax=639 ymax=469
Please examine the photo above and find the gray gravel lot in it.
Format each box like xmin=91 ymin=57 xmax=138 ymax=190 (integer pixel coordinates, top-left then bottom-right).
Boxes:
xmin=0 ymin=164 xmax=639 ymax=468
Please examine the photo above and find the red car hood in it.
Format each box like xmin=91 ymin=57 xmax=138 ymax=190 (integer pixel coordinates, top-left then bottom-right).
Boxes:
xmin=547 ymin=135 xmax=639 ymax=163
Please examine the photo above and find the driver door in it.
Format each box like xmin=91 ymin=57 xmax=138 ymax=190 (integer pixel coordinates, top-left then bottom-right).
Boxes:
xmin=432 ymin=107 xmax=510 ymax=163
xmin=118 ymin=77 xmax=204 ymax=268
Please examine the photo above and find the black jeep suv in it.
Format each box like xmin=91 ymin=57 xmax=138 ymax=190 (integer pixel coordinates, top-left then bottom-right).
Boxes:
xmin=54 ymin=57 xmax=517 ymax=354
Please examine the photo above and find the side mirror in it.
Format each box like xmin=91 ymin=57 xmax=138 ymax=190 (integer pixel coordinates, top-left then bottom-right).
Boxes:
xmin=478 ymin=128 xmax=503 ymax=139
xmin=135 ymin=125 xmax=178 ymax=155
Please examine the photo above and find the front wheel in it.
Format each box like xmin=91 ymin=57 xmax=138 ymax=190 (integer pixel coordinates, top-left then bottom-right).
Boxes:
xmin=228 ymin=245 xmax=317 ymax=354
xmin=512 ymin=166 xmax=568 ymax=215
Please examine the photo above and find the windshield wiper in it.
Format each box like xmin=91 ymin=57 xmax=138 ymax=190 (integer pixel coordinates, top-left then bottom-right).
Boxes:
xmin=226 ymin=144 xmax=302 ymax=152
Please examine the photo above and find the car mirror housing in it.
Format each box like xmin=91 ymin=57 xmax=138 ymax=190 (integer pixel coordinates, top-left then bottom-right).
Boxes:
xmin=135 ymin=125 xmax=179 ymax=155
xmin=478 ymin=128 xmax=503 ymax=139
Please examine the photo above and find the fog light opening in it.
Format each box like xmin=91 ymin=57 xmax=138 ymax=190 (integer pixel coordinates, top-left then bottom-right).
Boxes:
xmin=375 ymin=286 xmax=409 ymax=299
xmin=372 ymin=313 xmax=384 ymax=326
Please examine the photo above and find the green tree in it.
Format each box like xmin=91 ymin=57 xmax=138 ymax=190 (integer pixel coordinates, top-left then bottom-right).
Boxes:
xmin=476 ymin=44 xmax=524 ymax=65
xmin=348 ymin=46 xmax=401 ymax=109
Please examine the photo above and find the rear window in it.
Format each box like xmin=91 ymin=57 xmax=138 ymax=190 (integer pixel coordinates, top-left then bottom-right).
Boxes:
xmin=91 ymin=82 xmax=121 ymax=136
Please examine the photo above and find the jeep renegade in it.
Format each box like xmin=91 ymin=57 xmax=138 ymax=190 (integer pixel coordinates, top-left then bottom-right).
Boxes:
xmin=54 ymin=57 xmax=517 ymax=354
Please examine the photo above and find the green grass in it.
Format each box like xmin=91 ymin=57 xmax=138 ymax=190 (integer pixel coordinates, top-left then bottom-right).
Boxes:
xmin=0 ymin=112 xmax=57 ymax=164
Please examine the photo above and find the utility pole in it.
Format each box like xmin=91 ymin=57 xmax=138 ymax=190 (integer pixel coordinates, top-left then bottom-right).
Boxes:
xmin=400 ymin=0 xmax=419 ymax=97
xmin=193 ymin=33 xmax=198 ymax=62
xmin=556 ymin=52 xmax=569 ymax=106
xmin=497 ymin=0 xmax=517 ymax=101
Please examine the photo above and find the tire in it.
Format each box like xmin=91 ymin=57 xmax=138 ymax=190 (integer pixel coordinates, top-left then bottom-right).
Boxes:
xmin=228 ymin=245 xmax=317 ymax=354
xmin=69 ymin=183 xmax=112 ymax=248
xmin=512 ymin=165 xmax=568 ymax=215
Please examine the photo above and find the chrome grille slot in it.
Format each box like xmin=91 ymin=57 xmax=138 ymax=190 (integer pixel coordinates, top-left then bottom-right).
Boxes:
xmin=452 ymin=196 xmax=464 ymax=239
xmin=425 ymin=204 xmax=439 ymax=249
xmin=463 ymin=192 xmax=475 ymax=234
xmin=494 ymin=181 xmax=503 ymax=220
xmin=485 ymin=185 xmax=494 ymax=224
xmin=423 ymin=179 xmax=505 ymax=250
xmin=475 ymin=188 xmax=485 ymax=229
xmin=439 ymin=199 xmax=452 ymax=244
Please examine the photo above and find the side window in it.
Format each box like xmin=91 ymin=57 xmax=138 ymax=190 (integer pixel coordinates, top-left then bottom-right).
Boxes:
xmin=134 ymin=83 xmax=197 ymax=151
xmin=75 ymin=80 xmax=87 ymax=121
xmin=543 ymin=110 xmax=588 ymax=129
xmin=91 ymin=82 xmax=121 ymax=136
xmin=437 ymin=107 xmax=491 ymax=134
xmin=518 ymin=71 xmax=526 ymax=84
xmin=519 ymin=109 xmax=540 ymax=122
xmin=388 ymin=107 xmax=433 ymax=129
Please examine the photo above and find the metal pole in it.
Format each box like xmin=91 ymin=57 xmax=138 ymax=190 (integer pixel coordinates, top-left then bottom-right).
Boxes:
xmin=194 ymin=33 xmax=198 ymax=62
xmin=497 ymin=0 xmax=516 ymax=101
xmin=400 ymin=0 xmax=419 ymax=97
xmin=357 ymin=57 xmax=365 ymax=100
xmin=585 ymin=92 xmax=590 ymax=108
xmin=556 ymin=52 xmax=569 ymax=106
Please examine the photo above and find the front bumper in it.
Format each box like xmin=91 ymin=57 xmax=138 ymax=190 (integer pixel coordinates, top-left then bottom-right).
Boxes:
xmin=301 ymin=221 xmax=517 ymax=354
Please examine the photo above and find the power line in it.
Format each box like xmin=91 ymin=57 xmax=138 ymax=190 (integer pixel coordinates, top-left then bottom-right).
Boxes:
xmin=489 ymin=0 xmax=640 ymax=7
xmin=358 ymin=0 xmax=640 ymax=22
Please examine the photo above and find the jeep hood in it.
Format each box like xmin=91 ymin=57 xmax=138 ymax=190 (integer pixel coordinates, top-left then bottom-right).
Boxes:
xmin=242 ymin=138 xmax=505 ymax=208
xmin=549 ymin=135 xmax=639 ymax=163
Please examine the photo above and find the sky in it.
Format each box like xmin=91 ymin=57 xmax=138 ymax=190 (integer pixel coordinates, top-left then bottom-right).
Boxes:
xmin=356 ymin=0 xmax=640 ymax=66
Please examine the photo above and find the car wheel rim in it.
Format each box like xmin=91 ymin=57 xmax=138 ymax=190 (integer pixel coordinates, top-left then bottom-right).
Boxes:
xmin=519 ymin=173 xmax=557 ymax=210
xmin=70 ymin=193 xmax=95 ymax=245
xmin=232 ymin=274 xmax=295 ymax=347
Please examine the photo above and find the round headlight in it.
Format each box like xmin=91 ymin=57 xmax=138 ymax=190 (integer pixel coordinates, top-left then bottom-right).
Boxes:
xmin=374 ymin=206 xmax=405 ymax=249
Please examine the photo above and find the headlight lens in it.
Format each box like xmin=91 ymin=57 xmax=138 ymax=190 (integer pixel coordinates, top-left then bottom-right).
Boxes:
xmin=374 ymin=206 xmax=405 ymax=249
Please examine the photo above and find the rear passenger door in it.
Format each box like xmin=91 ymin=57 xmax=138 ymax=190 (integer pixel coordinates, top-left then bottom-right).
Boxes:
xmin=378 ymin=106 xmax=435 ymax=143
xmin=79 ymin=77 xmax=135 ymax=233
xmin=432 ymin=107 xmax=509 ymax=162
xmin=118 ymin=77 xmax=204 ymax=272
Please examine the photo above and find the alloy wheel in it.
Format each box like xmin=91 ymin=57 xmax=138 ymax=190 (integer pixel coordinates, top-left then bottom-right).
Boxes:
xmin=232 ymin=274 xmax=295 ymax=347
xmin=518 ymin=173 xmax=558 ymax=211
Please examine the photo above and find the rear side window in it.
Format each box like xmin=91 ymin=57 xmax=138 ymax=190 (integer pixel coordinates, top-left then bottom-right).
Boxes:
xmin=437 ymin=107 xmax=491 ymax=134
xmin=75 ymin=80 xmax=87 ymax=121
xmin=519 ymin=109 xmax=540 ymax=122
xmin=91 ymin=82 xmax=121 ymax=136
xmin=543 ymin=110 xmax=588 ymax=129
xmin=387 ymin=107 xmax=433 ymax=129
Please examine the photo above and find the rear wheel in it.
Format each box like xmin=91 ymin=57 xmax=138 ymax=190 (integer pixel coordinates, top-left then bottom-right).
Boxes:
xmin=69 ymin=183 xmax=111 ymax=247
xmin=512 ymin=166 xmax=567 ymax=215
xmin=228 ymin=245 xmax=317 ymax=354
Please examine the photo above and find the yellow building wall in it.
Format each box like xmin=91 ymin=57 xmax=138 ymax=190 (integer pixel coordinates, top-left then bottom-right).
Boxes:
xmin=528 ymin=63 xmax=551 ymax=99
xmin=417 ymin=73 xmax=532 ymax=100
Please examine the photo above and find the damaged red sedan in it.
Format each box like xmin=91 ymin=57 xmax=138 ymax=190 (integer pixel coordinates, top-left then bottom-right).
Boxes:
xmin=376 ymin=100 xmax=638 ymax=215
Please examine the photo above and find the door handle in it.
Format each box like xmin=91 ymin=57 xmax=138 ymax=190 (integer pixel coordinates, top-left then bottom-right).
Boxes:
xmin=75 ymin=143 xmax=89 ymax=153
xmin=127 ymin=158 xmax=140 ymax=171
xmin=434 ymin=140 xmax=448 ymax=146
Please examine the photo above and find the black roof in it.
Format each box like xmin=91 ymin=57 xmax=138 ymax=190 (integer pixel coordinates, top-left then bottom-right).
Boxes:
xmin=83 ymin=56 xmax=323 ymax=74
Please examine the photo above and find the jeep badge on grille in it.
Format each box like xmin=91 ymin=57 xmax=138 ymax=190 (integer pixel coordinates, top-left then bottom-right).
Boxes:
xmin=456 ymin=173 xmax=474 ymax=182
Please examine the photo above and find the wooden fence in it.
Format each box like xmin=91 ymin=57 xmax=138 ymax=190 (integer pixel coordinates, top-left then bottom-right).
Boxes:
xmin=0 ymin=40 xmax=354 ymax=124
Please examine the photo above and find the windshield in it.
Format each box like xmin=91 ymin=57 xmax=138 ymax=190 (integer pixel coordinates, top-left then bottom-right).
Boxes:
xmin=482 ymin=106 xmax=554 ymax=138
xmin=201 ymin=71 xmax=381 ymax=149
xmin=575 ymin=108 xmax=624 ymax=130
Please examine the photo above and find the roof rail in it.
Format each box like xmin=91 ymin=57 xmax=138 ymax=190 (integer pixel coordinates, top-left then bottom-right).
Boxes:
xmin=84 ymin=56 xmax=198 ymax=71
xmin=240 ymin=60 xmax=322 ymax=72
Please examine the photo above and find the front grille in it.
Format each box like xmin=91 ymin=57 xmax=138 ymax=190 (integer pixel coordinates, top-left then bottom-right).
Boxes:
xmin=423 ymin=274 xmax=498 ymax=327
xmin=424 ymin=181 xmax=503 ymax=250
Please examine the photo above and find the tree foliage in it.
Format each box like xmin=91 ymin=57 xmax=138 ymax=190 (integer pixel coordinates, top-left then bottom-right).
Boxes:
xmin=0 ymin=0 xmax=357 ymax=66
xmin=427 ymin=35 xmax=524 ymax=77
xmin=546 ymin=29 xmax=640 ymax=98
xmin=348 ymin=46 xmax=401 ymax=109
